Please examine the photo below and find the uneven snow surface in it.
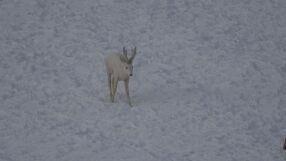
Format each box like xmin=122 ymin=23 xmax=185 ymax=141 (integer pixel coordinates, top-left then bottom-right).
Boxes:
xmin=0 ymin=0 xmax=286 ymax=161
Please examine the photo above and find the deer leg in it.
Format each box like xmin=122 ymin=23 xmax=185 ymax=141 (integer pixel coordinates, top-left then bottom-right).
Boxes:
xmin=112 ymin=78 xmax=118 ymax=102
xmin=111 ymin=75 xmax=115 ymax=102
xmin=124 ymin=79 xmax=132 ymax=107
xmin=108 ymin=73 xmax=112 ymax=102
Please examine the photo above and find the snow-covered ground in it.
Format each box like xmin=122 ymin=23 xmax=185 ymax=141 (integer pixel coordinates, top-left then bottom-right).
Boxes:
xmin=0 ymin=0 xmax=286 ymax=160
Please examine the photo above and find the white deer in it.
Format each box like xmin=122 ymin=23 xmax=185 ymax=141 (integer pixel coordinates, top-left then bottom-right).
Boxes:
xmin=105 ymin=47 xmax=137 ymax=106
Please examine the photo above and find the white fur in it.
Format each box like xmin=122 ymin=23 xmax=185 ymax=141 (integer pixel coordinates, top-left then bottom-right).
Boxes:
xmin=105 ymin=47 xmax=137 ymax=106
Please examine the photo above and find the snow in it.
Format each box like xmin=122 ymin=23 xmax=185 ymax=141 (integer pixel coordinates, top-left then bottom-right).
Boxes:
xmin=0 ymin=0 xmax=286 ymax=160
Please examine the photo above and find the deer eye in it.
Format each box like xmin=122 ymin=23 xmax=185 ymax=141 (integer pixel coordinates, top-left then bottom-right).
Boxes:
xmin=125 ymin=67 xmax=128 ymax=69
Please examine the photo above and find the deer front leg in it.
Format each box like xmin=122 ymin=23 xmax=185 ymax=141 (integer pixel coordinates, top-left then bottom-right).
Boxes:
xmin=124 ymin=79 xmax=132 ymax=107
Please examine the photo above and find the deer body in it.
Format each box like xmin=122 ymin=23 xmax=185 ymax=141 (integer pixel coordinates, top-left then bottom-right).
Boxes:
xmin=105 ymin=47 xmax=136 ymax=106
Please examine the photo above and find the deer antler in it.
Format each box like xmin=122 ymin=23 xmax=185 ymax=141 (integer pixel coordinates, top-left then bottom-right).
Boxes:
xmin=129 ymin=47 xmax=137 ymax=63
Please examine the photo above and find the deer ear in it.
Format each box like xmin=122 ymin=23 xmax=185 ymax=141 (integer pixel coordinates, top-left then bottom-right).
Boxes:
xmin=120 ymin=54 xmax=128 ymax=63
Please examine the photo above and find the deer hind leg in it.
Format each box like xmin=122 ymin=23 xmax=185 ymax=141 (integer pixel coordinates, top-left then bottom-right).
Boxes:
xmin=111 ymin=76 xmax=118 ymax=102
xmin=108 ymin=73 xmax=112 ymax=102
xmin=124 ymin=79 xmax=132 ymax=107
xmin=111 ymin=75 xmax=115 ymax=102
